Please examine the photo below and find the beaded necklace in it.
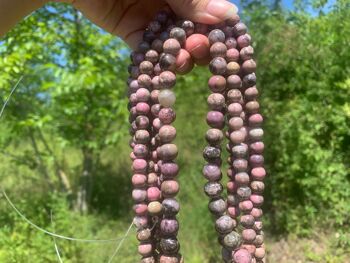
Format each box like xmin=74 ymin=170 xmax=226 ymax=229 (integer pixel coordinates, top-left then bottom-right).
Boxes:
xmin=127 ymin=10 xmax=265 ymax=263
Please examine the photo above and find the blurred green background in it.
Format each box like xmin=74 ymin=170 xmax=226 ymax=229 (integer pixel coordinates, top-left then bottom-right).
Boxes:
xmin=0 ymin=0 xmax=349 ymax=262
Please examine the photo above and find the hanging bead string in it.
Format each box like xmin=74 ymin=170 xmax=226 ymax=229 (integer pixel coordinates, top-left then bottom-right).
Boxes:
xmin=128 ymin=9 xmax=265 ymax=263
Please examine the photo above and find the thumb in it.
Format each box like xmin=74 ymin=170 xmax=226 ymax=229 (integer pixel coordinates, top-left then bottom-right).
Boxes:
xmin=165 ymin=0 xmax=239 ymax=24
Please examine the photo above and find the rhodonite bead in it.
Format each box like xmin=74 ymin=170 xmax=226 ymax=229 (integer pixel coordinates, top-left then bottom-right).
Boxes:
xmin=251 ymin=167 xmax=266 ymax=181
xmin=206 ymin=129 xmax=224 ymax=145
xmin=245 ymin=101 xmax=260 ymax=114
xmin=159 ymin=89 xmax=176 ymax=107
xmin=151 ymin=90 xmax=160 ymax=103
xmin=251 ymin=208 xmax=263 ymax=219
xmin=233 ymin=22 xmax=248 ymax=36
xmin=170 ymin=27 xmax=186 ymax=46
xmin=161 ymin=162 xmax=179 ymax=177
xmin=210 ymin=42 xmax=227 ymax=58
xmin=147 ymin=186 xmax=161 ymax=201
xmin=215 ymin=215 xmax=235 ymax=234
xmin=209 ymin=57 xmax=227 ymax=75
xmin=248 ymin=113 xmax=263 ymax=127
xmin=226 ymin=48 xmax=240 ymax=62
xmin=203 ymin=146 xmax=221 ymax=160
xmin=138 ymin=74 xmax=152 ymax=88
xmin=239 ymin=200 xmax=253 ymax=212
xmin=159 ymin=125 xmax=177 ymax=143
xmin=242 ymin=229 xmax=256 ymax=243
xmin=227 ymin=206 xmax=239 ymax=218
xmin=153 ymin=118 xmax=163 ymax=131
xmin=232 ymin=249 xmax=252 ymax=263
xmin=237 ymin=34 xmax=251 ymax=49
xmin=159 ymin=71 xmax=176 ymax=88
xmin=161 ymin=180 xmax=180 ymax=197
xmin=240 ymin=215 xmax=255 ymax=228
xmin=242 ymin=59 xmax=256 ymax=73
xmin=222 ymin=231 xmax=241 ymax=249
xmin=208 ymin=75 xmax=226 ymax=93
xmin=132 ymin=174 xmax=147 ymax=187
xmin=138 ymin=243 xmax=153 ymax=256
xmin=136 ymin=102 xmax=151 ymax=115
xmin=133 ymin=189 xmax=147 ymax=203
xmin=225 ymin=37 xmax=237 ymax=49
xmin=145 ymin=49 xmax=159 ymax=64
xmin=227 ymin=194 xmax=239 ymax=206
xmin=227 ymin=88 xmax=243 ymax=102
xmin=133 ymin=159 xmax=148 ymax=173
xmin=255 ymin=247 xmax=265 ymax=260
xmin=207 ymin=111 xmax=225 ymax=129
xmin=159 ymin=108 xmax=176 ymax=124
xmin=230 ymin=130 xmax=246 ymax=144
xmin=133 ymin=144 xmax=148 ymax=158
xmin=208 ymin=198 xmax=227 ymax=215
xmin=251 ymin=181 xmax=265 ymax=193
xmin=163 ymin=38 xmax=181 ymax=56
xmin=240 ymin=45 xmax=254 ymax=60
xmin=134 ymin=215 xmax=149 ymax=229
xmin=250 ymin=141 xmax=264 ymax=154
xmin=136 ymin=88 xmax=151 ymax=102
xmin=229 ymin=117 xmax=244 ymax=130
xmin=137 ymin=228 xmax=152 ymax=241
xmin=159 ymin=255 xmax=179 ymax=263
xmin=162 ymin=198 xmax=180 ymax=216
xmin=202 ymin=164 xmax=222 ymax=181
xmin=204 ymin=182 xmax=223 ymax=197
xmin=148 ymin=201 xmax=163 ymax=214
xmin=160 ymin=238 xmax=180 ymax=254
xmin=148 ymin=172 xmax=159 ymax=185
xmin=134 ymin=203 xmax=148 ymax=215
xmin=139 ymin=61 xmax=154 ymax=75
xmin=207 ymin=93 xmax=225 ymax=110
xmin=208 ymin=29 xmax=226 ymax=44
xmin=242 ymin=73 xmax=256 ymax=87
xmin=226 ymin=62 xmax=240 ymax=75
xmin=254 ymin=235 xmax=264 ymax=246
xmin=250 ymin=194 xmax=264 ymax=207
xmin=244 ymin=86 xmax=259 ymax=100
xmin=237 ymin=186 xmax=252 ymax=200
xmin=135 ymin=130 xmax=150 ymax=144
xmin=135 ymin=115 xmax=149 ymax=129
xmin=235 ymin=172 xmax=250 ymax=185
xmin=160 ymin=218 xmax=179 ymax=236
xmin=160 ymin=53 xmax=177 ymax=71
xmin=250 ymin=154 xmax=264 ymax=167
xmin=249 ymin=128 xmax=264 ymax=141
xmin=181 ymin=20 xmax=195 ymax=36
xmin=158 ymin=144 xmax=178 ymax=161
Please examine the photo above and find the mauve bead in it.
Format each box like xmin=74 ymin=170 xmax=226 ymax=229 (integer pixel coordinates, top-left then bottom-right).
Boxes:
xmin=223 ymin=26 xmax=234 ymax=38
xmin=227 ymin=75 xmax=242 ymax=90
xmin=242 ymin=73 xmax=256 ymax=88
xmin=148 ymin=172 xmax=158 ymax=185
xmin=129 ymin=65 xmax=140 ymax=78
xmin=208 ymin=198 xmax=226 ymax=215
xmin=129 ymin=79 xmax=139 ymax=92
xmin=233 ymin=22 xmax=248 ymax=36
xmin=240 ymin=46 xmax=254 ymax=61
xmin=242 ymin=59 xmax=256 ymax=73
xmin=133 ymin=159 xmax=148 ymax=173
xmin=162 ymin=198 xmax=180 ymax=216
xmin=195 ymin=23 xmax=208 ymax=34
xmin=135 ymin=130 xmax=150 ymax=144
xmin=237 ymin=186 xmax=252 ymax=200
xmin=156 ymin=10 xmax=169 ymax=24
xmin=250 ymin=155 xmax=264 ymax=167
xmin=138 ymin=243 xmax=153 ymax=257
xmin=163 ymin=38 xmax=181 ymax=56
xmin=208 ymin=29 xmax=225 ymax=44
xmin=159 ymin=125 xmax=177 ymax=143
xmin=130 ymin=93 xmax=138 ymax=105
xmin=153 ymin=118 xmax=163 ymax=131
xmin=250 ymin=194 xmax=264 ymax=207
xmin=208 ymin=76 xmax=226 ymax=93
xmin=227 ymin=206 xmax=239 ymax=218
xmin=231 ymin=144 xmax=248 ymax=158
xmin=210 ymin=42 xmax=227 ymax=58
xmin=235 ymin=172 xmax=250 ymax=185
xmin=132 ymin=174 xmax=147 ymax=187
xmin=161 ymin=180 xmax=179 ymax=197
xmin=245 ymin=101 xmax=260 ymax=114
xmin=253 ymin=221 xmax=263 ymax=232
xmin=151 ymin=90 xmax=159 ymax=104
xmin=161 ymin=162 xmax=179 ymax=177
xmin=230 ymin=131 xmax=246 ymax=144
xmin=159 ymin=71 xmax=176 ymax=88
xmin=147 ymin=186 xmax=161 ymax=201
xmin=136 ymin=88 xmax=151 ymax=102
xmin=251 ymin=181 xmax=265 ymax=193
xmin=215 ymin=215 xmax=235 ymax=234
xmin=145 ymin=50 xmax=159 ymax=64
xmin=181 ymin=20 xmax=195 ymax=36
xmin=249 ymin=129 xmax=264 ymax=141
xmin=226 ymin=14 xmax=240 ymax=26
xmin=251 ymin=208 xmax=263 ymax=218
xmin=158 ymin=144 xmax=178 ymax=161
xmin=170 ymin=27 xmax=186 ymax=46
xmin=204 ymin=182 xmax=223 ymax=198
xmin=242 ymin=244 xmax=256 ymax=256
xmin=151 ymin=104 xmax=161 ymax=117
xmin=206 ymin=129 xmax=224 ymax=145
xmin=207 ymin=111 xmax=225 ymax=129
xmin=159 ymin=255 xmax=179 ymax=263
xmin=227 ymin=103 xmax=243 ymax=118
xmin=210 ymin=57 xmax=227 ymax=75
xmin=249 ymin=114 xmax=263 ymax=127
xmin=159 ymin=108 xmax=176 ymax=124
xmin=135 ymin=116 xmax=149 ymax=130
xmin=242 ymin=229 xmax=256 ymax=243
xmin=237 ymin=34 xmax=251 ymax=49
xmin=244 ymin=86 xmax=259 ymax=100
xmin=240 ymin=215 xmax=255 ymax=228
xmin=138 ymin=74 xmax=152 ymax=89
xmin=254 ymin=234 xmax=264 ymax=247
xmin=251 ymin=167 xmax=266 ymax=181
xmin=226 ymin=62 xmax=240 ymax=75
xmin=131 ymin=52 xmax=145 ymax=65
xmin=203 ymin=146 xmax=221 ymax=160
xmin=152 ymin=39 xmax=164 ymax=53
xmin=134 ymin=144 xmax=148 ymax=158
xmin=222 ymin=231 xmax=241 ymax=249
xmin=255 ymin=247 xmax=265 ymax=260
xmin=225 ymin=37 xmax=237 ymax=49
xmin=239 ymin=200 xmax=253 ymax=212
xmin=139 ymin=61 xmax=154 ymax=75
xmin=226 ymin=181 xmax=237 ymax=193
xmin=148 ymin=201 xmax=163 ymax=214
xmin=134 ymin=203 xmax=148 ymax=215
xmin=132 ymin=189 xmax=147 ymax=203
xmin=226 ymin=48 xmax=240 ymax=62
xmin=160 ymin=238 xmax=180 ymax=254
xmin=160 ymin=53 xmax=177 ymax=71
xmin=229 ymin=117 xmax=244 ymax=130
xmin=202 ymin=164 xmax=222 ymax=181
xmin=207 ymin=93 xmax=225 ymax=110
xmin=137 ymin=228 xmax=152 ymax=241
xmin=159 ymin=89 xmax=176 ymax=108
xmin=160 ymin=218 xmax=179 ymax=236
xmin=227 ymin=194 xmax=239 ymax=206
xmin=222 ymin=247 xmax=232 ymax=263
xmin=141 ymin=256 xmax=155 ymax=263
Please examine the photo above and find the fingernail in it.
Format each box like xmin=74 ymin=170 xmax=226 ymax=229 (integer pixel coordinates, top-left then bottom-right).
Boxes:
xmin=207 ymin=0 xmax=239 ymax=20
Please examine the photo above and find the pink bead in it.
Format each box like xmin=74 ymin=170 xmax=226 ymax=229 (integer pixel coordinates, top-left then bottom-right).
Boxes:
xmin=251 ymin=167 xmax=266 ymax=180
xmin=132 ymin=174 xmax=147 ymax=187
xmin=232 ymin=248 xmax=252 ymax=263
xmin=226 ymin=48 xmax=240 ymax=62
xmin=207 ymin=111 xmax=225 ymax=129
xmin=136 ymin=88 xmax=151 ymax=102
xmin=248 ymin=114 xmax=263 ymax=127
xmin=250 ymin=142 xmax=264 ymax=154
xmin=241 ymin=244 xmax=256 ymax=255
xmin=227 ymin=206 xmax=239 ymax=218
xmin=147 ymin=186 xmax=161 ymax=201
xmin=132 ymin=159 xmax=148 ymax=174
xmin=242 ymin=229 xmax=256 ymax=243
xmin=227 ymin=103 xmax=243 ymax=117
xmin=227 ymin=181 xmax=237 ymax=193
xmin=133 ymin=216 xmax=149 ymax=229
xmin=251 ymin=208 xmax=263 ymax=218
xmin=161 ymin=180 xmax=179 ymax=197
xmin=235 ymin=172 xmax=250 ymax=185
xmin=239 ymin=200 xmax=253 ymax=212
xmin=253 ymin=221 xmax=263 ymax=232
xmin=138 ymin=243 xmax=153 ymax=256
xmin=133 ymin=203 xmax=148 ymax=215
xmin=250 ymin=194 xmax=264 ymax=207
xmin=159 ymin=108 xmax=176 ymax=124
xmin=230 ymin=131 xmax=246 ymax=144
xmin=237 ymin=34 xmax=251 ymax=49
xmin=153 ymin=118 xmax=163 ymax=131
xmin=132 ymin=189 xmax=147 ymax=203
xmin=136 ymin=102 xmax=151 ymax=115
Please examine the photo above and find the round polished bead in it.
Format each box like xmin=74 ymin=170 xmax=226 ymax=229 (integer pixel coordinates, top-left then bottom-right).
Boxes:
xmin=161 ymin=162 xmax=179 ymax=178
xmin=207 ymin=111 xmax=225 ymax=129
xmin=229 ymin=117 xmax=244 ymax=130
xmin=250 ymin=194 xmax=264 ymax=207
xmin=137 ymin=228 xmax=152 ymax=241
xmin=133 ymin=216 xmax=149 ymax=229
xmin=223 ymin=25 xmax=234 ymax=38
xmin=159 ymin=125 xmax=177 ymax=143
xmin=209 ymin=57 xmax=227 ymax=75
xmin=222 ymin=231 xmax=241 ymax=249
xmin=160 ymin=53 xmax=177 ymax=71
xmin=231 ymin=144 xmax=248 ymax=158
xmin=148 ymin=172 xmax=158 ymax=185
xmin=242 ymin=229 xmax=256 ymax=243
xmin=225 ymin=37 xmax=237 ymax=49
xmin=181 ymin=20 xmax=195 ymax=36
xmin=227 ymin=206 xmax=239 ymax=218
xmin=242 ymin=59 xmax=256 ymax=73
xmin=138 ymin=243 xmax=153 ymax=257
xmin=132 ymin=174 xmax=147 ymax=187
xmin=148 ymin=201 xmax=163 ymax=214
xmin=210 ymin=42 xmax=227 ymax=58
xmin=249 ymin=129 xmax=264 ymax=142
xmin=138 ymin=74 xmax=152 ymax=88
xmin=136 ymin=102 xmax=151 ymax=115
xmin=215 ymin=215 xmax=235 ymax=234
xmin=160 ymin=238 xmax=180 ymax=254
xmin=151 ymin=75 xmax=160 ymax=89
xmin=227 ymin=76 xmax=242 ymax=91
xmin=233 ymin=22 xmax=248 ymax=36
xmin=253 ymin=221 xmax=263 ymax=232
xmin=237 ymin=34 xmax=251 ymax=49
xmin=139 ymin=61 xmax=154 ymax=75
xmin=151 ymin=90 xmax=159 ymax=104
xmin=133 ymin=203 xmax=148 ymax=215
xmin=145 ymin=49 xmax=159 ymax=64
xmin=235 ymin=172 xmax=250 ymax=185
xmin=251 ymin=167 xmax=266 ymax=181
xmin=151 ymin=104 xmax=161 ymax=117
xmin=230 ymin=130 xmax=246 ymax=144
xmin=135 ymin=130 xmax=150 ymax=144
xmin=163 ymin=38 xmax=181 ymax=56
xmin=227 ymin=181 xmax=237 ymax=193
xmin=170 ymin=27 xmax=186 ymax=46
xmin=162 ymin=198 xmax=180 ymax=216
xmin=240 ymin=46 xmax=254 ymax=62
xmin=152 ymin=39 xmax=164 ymax=54
xmin=208 ymin=198 xmax=226 ymax=215
xmin=245 ymin=101 xmax=260 ymax=114
xmin=147 ymin=186 xmax=161 ymax=201
xmin=239 ymin=200 xmax=253 ymax=212
xmin=158 ymin=144 xmax=178 ymax=161
xmin=242 ymin=73 xmax=257 ymax=87
xmin=207 ymin=93 xmax=225 ymax=110
xmin=132 ymin=189 xmax=147 ymax=203
xmin=153 ymin=118 xmax=163 ymax=131
xmin=159 ymin=89 xmax=176 ymax=107
xmin=159 ymin=71 xmax=176 ymax=88
xmin=206 ymin=129 xmax=224 ymax=145
xmin=255 ymin=247 xmax=265 ymax=260
xmin=237 ymin=186 xmax=252 ymax=200
xmin=160 ymin=218 xmax=179 ymax=236
xmin=251 ymin=208 xmax=263 ymax=218
xmin=161 ymin=180 xmax=180 ymax=197
xmin=250 ymin=155 xmax=264 ymax=167
xmin=133 ymin=144 xmax=148 ymax=158
xmin=226 ymin=62 xmax=240 ymax=75
xmin=203 ymin=146 xmax=221 ymax=160
xmin=226 ymin=14 xmax=240 ymax=26
xmin=204 ymin=182 xmax=223 ymax=197
xmin=254 ymin=234 xmax=264 ymax=246
xmin=136 ymin=88 xmax=151 ymax=102
xmin=245 ymin=86 xmax=259 ymax=100
xmin=233 ymin=248 xmax=252 ymax=263
xmin=251 ymin=181 xmax=265 ymax=193
xmin=240 ymin=215 xmax=255 ymax=228
xmin=249 ymin=114 xmax=264 ymax=127
xmin=133 ymin=159 xmax=148 ymax=173
xmin=159 ymin=108 xmax=176 ymax=124
xmin=208 ymin=29 xmax=225 ymax=44
xmin=159 ymin=255 xmax=179 ymax=263
xmin=208 ymin=75 xmax=226 ymax=93
xmin=129 ymin=79 xmax=139 ymax=93
xmin=202 ymin=164 xmax=222 ymax=181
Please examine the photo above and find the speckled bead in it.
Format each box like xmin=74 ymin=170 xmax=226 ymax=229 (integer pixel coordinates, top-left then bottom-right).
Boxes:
xmin=170 ymin=27 xmax=186 ymax=46
xmin=132 ymin=174 xmax=147 ymax=187
xmin=242 ymin=229 xmax=256 ymax=243
xmin=160 ymin=218 xmax=179 ymax=236
xmin=157 ymin=144 xmax=178 ymax=161
xmin=137 ymin=228 xmax=152 ymax=241
xmin=222 ymin=231 xmax=241 ymax=249
xmin=160 ymin=53 xmax=177 ymax=71
xmin=208 ymin=75 xmax=227 ymax=93
xmin=161 ymin=162 xmax=179 ymax=178
xmin=160 ymin=238 xmax=180 ymax=254
xmin=237 ymin=186 xmax=252 ymax=200
xmin=210 ymin=42 xmax=227 ymax=58
xmin=233 ymin=22 xmax=248 ymax=36
xmin=162 ymin=198 xmax=180 ymax=216
xmin=205 ymin=129 xmax=224 ymax=145
xmin=208 ymin=198 xmax=227 ymax=215
xmin=159 ymin=108 xmax=176 ymax=124
xmin=208 ymin=29 xmax=226 ymax=44
xmin=209 ymin=57 xmax=227 ymax=75
xmin=163 ymin=38 xmax=181 ymax=56
xmin=161 ymin=180 xmax=180 ymax=197
xmin=159 ymin=71 xmax=176 ymax=89
xmin=240 ymin=46 xmax=254 ymax=61
xmin=237 ymin=34 xmax=251 ymax=49
xmin=215 ymin=215 xmax=235 ymax=234
xmin=232 ymin=248 xmax=252 ymax=263
xmin=202 ymin=164 xmax=222 ymax=181
xmin=181 ymin=20 xmax=195 ymax=36
xmin=204 ymin=182 xmax=223 ymax=197
xmin=203 ymin=146 xmax=221 ymax=160
xmin=251 ymin=181 xmax=265 ymax=193
xmin=207 ymin=93 xmax=226 ymax=110
xmin=207 ymin=111 xmax=225 ymax=129
xmin=226 ymin=62 xmax=240 ymax=75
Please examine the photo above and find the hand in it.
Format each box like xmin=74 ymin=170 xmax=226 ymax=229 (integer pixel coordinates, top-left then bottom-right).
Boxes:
xmin=60 ymin=0 xmax=238 ymax=73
